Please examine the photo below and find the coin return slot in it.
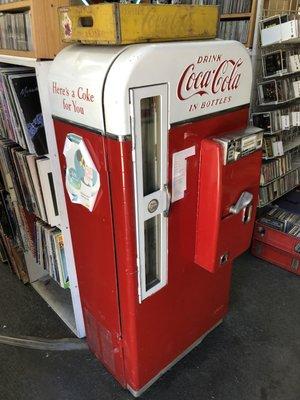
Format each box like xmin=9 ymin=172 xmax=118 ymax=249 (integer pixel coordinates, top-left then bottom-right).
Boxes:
xmin=242 ymin=205 xmax=252 ymax=224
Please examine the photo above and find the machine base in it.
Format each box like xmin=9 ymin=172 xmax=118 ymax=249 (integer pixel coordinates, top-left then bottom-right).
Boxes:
xmin=127 ymin=319 xmax=223 ymax=397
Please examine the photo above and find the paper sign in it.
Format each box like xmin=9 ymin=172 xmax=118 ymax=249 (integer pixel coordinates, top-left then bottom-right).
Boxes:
xmin=172 ymin=146 xmax=196 ymax=203
xmin=281 ymin=114 xmax=290 ymax=130
xmin=63 ymin=133 xmax=100 ymax=212
xmin=272 ymin=140 xmax=284 ymax=157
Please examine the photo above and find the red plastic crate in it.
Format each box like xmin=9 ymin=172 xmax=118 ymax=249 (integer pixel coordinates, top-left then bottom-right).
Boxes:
xmin=252 ymin=222 xmax=300 ymax=275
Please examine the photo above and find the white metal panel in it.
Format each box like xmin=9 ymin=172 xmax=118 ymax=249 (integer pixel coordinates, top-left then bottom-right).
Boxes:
xmin=37 ymin=61 xmax=86 ymax=338
xmin=261 ymin=25 xmax=281 ymax=46
xmin=49 ymin=40 xmax=252 ymax=136
xmin=104 ymin=40 xmax=252 ymax=136
xmin=48 ymin=45 xmax=127 ymax=132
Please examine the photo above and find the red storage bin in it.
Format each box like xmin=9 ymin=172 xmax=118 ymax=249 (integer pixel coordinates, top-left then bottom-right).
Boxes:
xmin=252 ymin=222 xmax=300 ymax=275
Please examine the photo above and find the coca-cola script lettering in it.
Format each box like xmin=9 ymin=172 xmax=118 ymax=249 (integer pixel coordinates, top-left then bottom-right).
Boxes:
xmin=177 ymin=57 xmax=243 ymax=101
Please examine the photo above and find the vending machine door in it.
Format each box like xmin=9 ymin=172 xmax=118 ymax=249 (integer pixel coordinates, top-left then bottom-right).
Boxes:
xmin=194 ymin=128 xmax=263 ymax=273
xmin=129 ymin=84 xmax=170 ymax=302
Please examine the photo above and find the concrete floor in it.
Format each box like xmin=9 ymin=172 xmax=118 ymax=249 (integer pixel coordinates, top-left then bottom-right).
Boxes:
xmin=0 ymin=252 xmax=299 ymax=400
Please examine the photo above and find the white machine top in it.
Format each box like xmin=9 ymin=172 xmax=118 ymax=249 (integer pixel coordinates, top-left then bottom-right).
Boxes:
xmin=49 ymin=40 xmax=252 ymax=137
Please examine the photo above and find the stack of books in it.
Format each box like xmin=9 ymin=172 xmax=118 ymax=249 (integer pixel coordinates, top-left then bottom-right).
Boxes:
xmin=263 ymin=136 xmax=284 ymax=158
xmin=197 ymin=0 xmax=252 ymax=14
xmin=0 ymin=65 xmax=66 ymax=288
xmin=219 ymin=20 xmax=249 ymax=43
xmin=0 ymin=66 xmax=47 ymax=155
xmin=35 ymin=220 xmax=69 ymax=289
xmin=0 ymin=141 xmax=59 ymax=226
xmin=0 ymin=9 xmax=33 ymax=51
xmin=259 ymin=169 xmax=300 ymax=206
xmin=260 ymin=153 xmax=293 ymax=185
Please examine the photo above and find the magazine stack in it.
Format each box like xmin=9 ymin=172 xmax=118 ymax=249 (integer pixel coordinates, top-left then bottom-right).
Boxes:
xmin=0 ymin=65 xmax=67 ymax=289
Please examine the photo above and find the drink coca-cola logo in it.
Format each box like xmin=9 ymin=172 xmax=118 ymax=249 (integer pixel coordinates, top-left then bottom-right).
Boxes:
xmin=177 ymin=56 xmax=244 ymax=101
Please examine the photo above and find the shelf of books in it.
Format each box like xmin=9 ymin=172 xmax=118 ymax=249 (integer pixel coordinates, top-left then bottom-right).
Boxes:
xmin=198 ymin=0 xmax=258 ymax=47
xmin=0 ymin=59 xmax=85 ymax=337
xmin=0 ymin=0 xmax=69 ymax=60
xmin=259 ymin=154 xmax=300 ymax=206
xmin=251 ymin=1 xmax=300 ymax=208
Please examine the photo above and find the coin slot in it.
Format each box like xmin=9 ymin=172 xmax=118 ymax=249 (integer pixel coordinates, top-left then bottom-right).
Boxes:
xmin=148 ymin=199 xmax=159 ymax=213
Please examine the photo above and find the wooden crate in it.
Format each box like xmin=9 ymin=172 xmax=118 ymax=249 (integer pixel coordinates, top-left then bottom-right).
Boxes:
xmin=59 ymin=4 xmax=219 ymax=45
xmin=0 ymin=0 xmax=70 ymax=59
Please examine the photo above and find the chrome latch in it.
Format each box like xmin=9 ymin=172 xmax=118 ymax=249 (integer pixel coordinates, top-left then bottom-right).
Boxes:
xmin=163 ymin=184 xmax=171 ymax=217
xmin=229 ymin=191 xmax=253 ymax=215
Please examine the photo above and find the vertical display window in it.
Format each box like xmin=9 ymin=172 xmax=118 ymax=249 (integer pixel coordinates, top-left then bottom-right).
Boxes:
xmin=130 ymin=85 xmax=168 ymax=302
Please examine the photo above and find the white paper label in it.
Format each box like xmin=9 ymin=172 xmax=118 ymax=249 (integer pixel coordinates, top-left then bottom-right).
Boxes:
xmin=289 ymin=55 xmax=300 ymax=72
xmin=293 ymin=80 xmax=300 ymax=98
xmin=63 ymin=134 xmax=100 ymax=212
xmin=172 ymin=146 xmax=196 ymax=203
xmin=292 ymin=111 xmax=300 ymax=127
xmin=272 ymin=140 xmax=284 ymax=157
xmin=281 ymin=114 xmax=290 ymax=130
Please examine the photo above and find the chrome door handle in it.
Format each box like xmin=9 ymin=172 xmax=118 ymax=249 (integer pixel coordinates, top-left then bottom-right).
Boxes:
xmin=163 ymin=184 xmax=171 ymax=217
xmin=229 ymin=191 xmax=253 ymax=215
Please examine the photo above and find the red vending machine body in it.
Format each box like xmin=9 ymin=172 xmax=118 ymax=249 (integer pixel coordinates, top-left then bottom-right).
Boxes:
xmin=49 ymin=40 xmax=262 ymax=395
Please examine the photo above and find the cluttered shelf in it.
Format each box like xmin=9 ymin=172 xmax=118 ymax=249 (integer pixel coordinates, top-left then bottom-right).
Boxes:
xmin=0 ymin=0 xmax=68 ymax=59
xmin=259 ymin=165 xmax=300 ymax=207
xmin=259 ymin=183 xmax=300 ymax=208
xmin=260 ymin=165 xmax=300 ymax=187
xmin=0 ymin=62 xmax=68 ymax=286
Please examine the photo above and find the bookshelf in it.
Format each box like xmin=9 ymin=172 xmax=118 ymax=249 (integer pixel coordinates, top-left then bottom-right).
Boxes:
xmin=251 ymin=0 xmax=300 ymax=208
xmin=218 ymin=0 xmax=259 ymax=48
xmin=0 ymin=0 xmax=69 ymax=59
xmin=0 ymin=55 xmax=85 ymax=338
xmin=260 ymin=165 xmax=299 ymax=186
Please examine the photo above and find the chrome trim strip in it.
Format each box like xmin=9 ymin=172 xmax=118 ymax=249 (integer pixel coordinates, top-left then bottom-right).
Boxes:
xmin=52 ymin=115 xmax=132 ymax=141
xmin=52 ymin=115 xmax=104 ymax=135
xmin=105 ymin=132 xmax=132 ymax=142
xmin=170 ymin=104 xmax=250 ymax=127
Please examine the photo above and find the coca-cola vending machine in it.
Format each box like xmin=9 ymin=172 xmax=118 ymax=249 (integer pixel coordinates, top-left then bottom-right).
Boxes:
xmin=49 ymin=40 xmax=263 ymax=396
